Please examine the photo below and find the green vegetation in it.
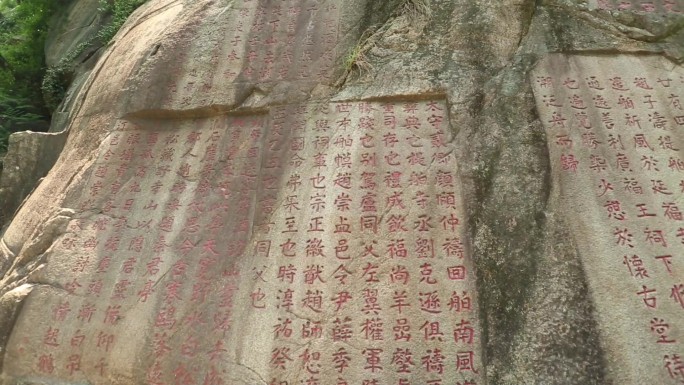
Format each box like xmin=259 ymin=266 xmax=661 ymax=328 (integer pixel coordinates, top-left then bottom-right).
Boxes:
xmin=97 ymin=0 xmax=148 ymax=43
xmin=0 ymin=0 xmax=57 ymax=154
xmin=43 ymin=0 xmax=148 ymax=110
xmin=0 ymin=0 xmax=147 ymax=155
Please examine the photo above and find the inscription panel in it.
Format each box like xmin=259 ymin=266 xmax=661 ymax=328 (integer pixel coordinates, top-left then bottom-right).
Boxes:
xmin=532 ymin=55 xmax=684 ymax=384
xmin=5 ymin=115 xmax=267 ymax=383
xmin=5 ymin=100 xmax=481 ymax=385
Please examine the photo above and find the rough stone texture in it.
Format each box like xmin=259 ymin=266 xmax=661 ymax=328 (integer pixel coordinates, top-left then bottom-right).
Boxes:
xmin=46 ymin=0 xmax=109 ymax=134
xmin=0 ymin=0 xmax=683 ymax=384
xmin=45 ymin=0 xmax=104 ymax=67
xmin=0 ymin=131 xmax=68 ymax=230
xmin=0 ymin=0 xmax=105 ymax=229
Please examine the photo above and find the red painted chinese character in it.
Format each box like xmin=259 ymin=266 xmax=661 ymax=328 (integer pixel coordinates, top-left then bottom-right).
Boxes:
xmin=419 ymin=291 xmax=441 ymax=314
xmin=390 ymin=265 xmax=410 ymax=285
xmin=650 ymin=318 xmax=677 ymax=343
xmin=271 ymin=347 xmax=294 ymax=370
xmin=636 ymin=285 xmax=657 ymax=308
xmin=420 ymin=321 xmax=443 ymax=341
xmin=363 ymin=348 xmax=384 ymax=373
xmin=422 ymin=349 xmax=446 ymax=374
xmin=455 ymin=351 xmax=479 ymax=373
xmin=37 ymin=354 xmax=55 ymax=374
xmin=66 ymin=354 xmax=81 ymax=375
xmin=361 ymin=318 xmax=384 ymax=341
xmin=391 ymin=290 xmax=410 ymax=314
xmin=333 ymin=347 xmax=351 ymax=373
xmin=392 ymin=348 xmax=415 ymax=373
xmin=449 ymin=291 xmax=472 ymax=312
xmin=332 ymin=317 xmax=353 ymax=342
xmin=393 ymin=318 xmax=411 ymax=342
xmin=614 ymin=228 xmax=634 ymax=247
xmin=671 ymin=284 xmax=684 ymax=309
xmin=43 ymin=327 xmax=59 ymax=347
xmin=302 ymin=290 xmax=323 ymax=313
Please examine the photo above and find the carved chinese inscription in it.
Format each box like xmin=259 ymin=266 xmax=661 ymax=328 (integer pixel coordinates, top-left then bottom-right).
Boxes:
xmin=4 ymin=99 xmax=480 ymax=385
xmin=158 ymin=0 xmax=341 ymax=109
xmin=4 ymin=115 xmax=266 ymax=383
xmin=234 ymin=0 xmax=340 ymax=83
xmin=532 ymin=55 xmax=684 ymax=384
xmin=250 ymin=99 xmax=481 ymax=385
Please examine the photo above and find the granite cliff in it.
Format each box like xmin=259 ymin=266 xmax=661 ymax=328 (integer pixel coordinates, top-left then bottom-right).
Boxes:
xmin=0 ymin=0 xmax=683 ymax=384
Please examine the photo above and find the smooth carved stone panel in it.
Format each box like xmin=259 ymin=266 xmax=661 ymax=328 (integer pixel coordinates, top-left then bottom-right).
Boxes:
xmin=587 ymin=0 xmax=683 ymax=12
xmin=4 ymin=99 xmax=482 ymax=385
xmin=532 ymin=55 xmax=684 ymax=385
xmin=247 ymin=100 xmax=481 ymax=385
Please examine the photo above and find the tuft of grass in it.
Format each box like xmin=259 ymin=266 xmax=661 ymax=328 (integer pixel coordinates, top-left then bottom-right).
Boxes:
xmin=336 ymin=28 xmax=381 ymax=87
xmin=343 ymin=32 xmax=374 ymax=74
xmin=398 ymin=0 xmax=432 ymax=21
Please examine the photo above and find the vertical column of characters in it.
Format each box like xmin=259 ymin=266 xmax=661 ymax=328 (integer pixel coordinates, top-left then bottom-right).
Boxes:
xmin=298 ymin=103 xmax=331 ymax=385
xmin=222 ymin=1 xmax=253 ymax=80
xmin=351 ymin=101 xmax=389 ymax=385
xmin=419 ymin=100 xmax=479 ymax=384
xmin=263 ymin=105 xmax=294 ymax=381
xmin=304 ymin=102 xmax=353 ymax=385
xmin=198 ymin=119 xmax=248 ymax=385
xmin=602 ymin=74 xmax=684 ymax=384
xmin=290 ymin=1 xmax=310 ymax=81
xmin=197 ymin=116 xmax=266 ymax=385
xmin=241 ymin=1 xmax=275 ymax=81
xmin=259 ymin=1 xmax=285 ymax=82
xmin=318 ymin=102 xmax=354 ymax=385
xmin=273 ymin=1 xmax=297 ymax=81
xmin=33 ymin=219 xmax=92 ymax=377
xmin=317 ymin=1 xmax=340 ymax=81
xmin=34 ymin=125 xmax=141 ymax=379
xmin=166 ymin=125 xmax=224 ymax=384
xmin=146 ymin=125 xmax=201 ymax=385
xmin=85 ymin=127 xmax=144 ymax=378
xmin=263 ymin=104 xmax=313 ymax=385
xmin=289 ymin=0 xmax=339 ymax=81
xmin=365 ymin=101 xmax=409 ymax=385
xmin=144 ymin=124 xmax=192 ymax=385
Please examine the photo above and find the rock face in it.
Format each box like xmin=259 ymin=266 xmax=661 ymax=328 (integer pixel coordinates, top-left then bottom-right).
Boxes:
xmin=1 ymin=0 xmax=683 ymax=385
xmin=0 ymin=0 xmax=105 ymax=229
xmin=0 ymin=131 xmax=68 ymax=229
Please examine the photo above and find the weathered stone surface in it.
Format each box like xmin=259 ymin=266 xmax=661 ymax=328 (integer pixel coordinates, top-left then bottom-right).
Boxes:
xmin=45 ymin=0 xmax=104 ymax=67
xmin=0 ymin=0 xmax=683 ymax=384
xmin=0 ymin=131 xmax=68 ymax=230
